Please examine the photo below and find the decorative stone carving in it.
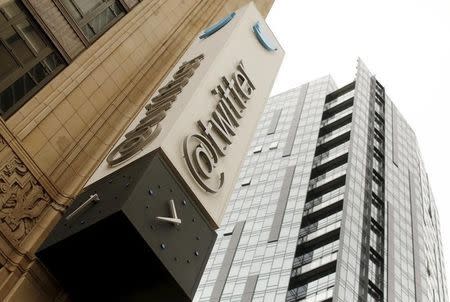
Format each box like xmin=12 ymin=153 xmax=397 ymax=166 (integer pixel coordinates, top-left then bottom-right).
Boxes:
xmin=0 ymin=155 xmax=50 ymax=242
xmin=0 ymin=136 xmax=7 ymax=153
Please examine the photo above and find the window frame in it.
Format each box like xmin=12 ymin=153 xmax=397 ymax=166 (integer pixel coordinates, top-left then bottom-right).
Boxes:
xmin=54 ymin=0 xmax=128 ymax=45
xmin=268 ymin=141 xmax=278 ymax=150
xmin=253 ymin=145 xmax=263 ymax=153
xmin=241 ymin=177 xmax=252 ymax=187
xmin=0 ymin=1 xmax=65 ymax=119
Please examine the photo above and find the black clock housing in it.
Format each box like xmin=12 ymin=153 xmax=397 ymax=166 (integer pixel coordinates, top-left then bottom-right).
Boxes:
xmin=37 ymin=151 xmax=217 ymax=301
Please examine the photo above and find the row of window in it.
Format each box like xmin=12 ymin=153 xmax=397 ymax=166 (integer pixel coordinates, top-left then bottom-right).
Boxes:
xmin=253 ymin=141 xmax=279 ymax=154
xmin=286 ymin=86 xmax=355 ymax=301
xmin=0 ymin=0 xmax=128 ymax=119
xmin=366 ymin=80 xmax=387 ymax=301
xmin=59 ymin=0 xmax=125 ymax=42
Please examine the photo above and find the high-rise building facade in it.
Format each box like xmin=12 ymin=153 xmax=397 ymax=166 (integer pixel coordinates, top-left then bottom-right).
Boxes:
xmin=0 ymin=1 xmax=277 ymax=301
xmin=195 ymin=60 xmax=448 ymax=302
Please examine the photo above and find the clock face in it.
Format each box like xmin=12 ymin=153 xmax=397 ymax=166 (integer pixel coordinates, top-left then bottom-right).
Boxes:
xmin=120 ymin=154 xmax=217 ymax=298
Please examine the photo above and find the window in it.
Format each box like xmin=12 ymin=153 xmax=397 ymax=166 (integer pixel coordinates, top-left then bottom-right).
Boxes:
xmin=241 ymin=177 xmax=252 ymax=186
xmin=371 ymin=202 xmax=381 ymax=223
xmin=253 ymin=145 xmax=262 ymax=153
xmin=58 ymin=0 xmax=125 ymax=42
xmin=368 ymin=257 xmax=382 ymax=285
xmin=0 ymin=1 xmax=65 ymax=119
xmin=269 ymin=141 xmax=278 ymax=150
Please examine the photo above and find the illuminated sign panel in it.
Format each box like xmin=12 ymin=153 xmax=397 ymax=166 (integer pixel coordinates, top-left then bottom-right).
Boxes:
xmin=88 ymin=3 xmax=284 ymax=228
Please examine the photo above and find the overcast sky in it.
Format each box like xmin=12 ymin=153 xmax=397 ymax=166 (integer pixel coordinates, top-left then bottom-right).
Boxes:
xmin=266 ymin=0 xmax=450 ymax=290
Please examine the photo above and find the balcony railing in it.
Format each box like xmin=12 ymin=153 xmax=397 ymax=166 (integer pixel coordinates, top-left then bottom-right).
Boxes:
xmin=299 ymin=286 xmax=333 ymax=302
xmin=324 ymin=89 xmax=354 ymax=109
xmin=292 ymin=252 xmax=338 ymax=279
xmin=299 ymin=219 xmax=342 ymax=243
xmin=312 ymin=142 xmax=349 ymax=166
xmin=288 ymin=260 xmax=337 ymax=296
xmin=293 ymin=240 xmax=340 ymax=269
xmin=311 ymin=153 xmax=348 ymax=180
xmin=309 ymin=168 xmax=346 ymax=191
xmin=305 ymin=188 xmax=345 ymax=211
xmin=320 ymin=108 xmax=353 ymax=134
xmin=306 ymin=175 xmax=346 ymax=202
xmin=302 ymin=197 xmax=344 ymax=227
xmin=287 ymin=273 xmax=335 ymax=302
xmin=317 ymin=125 xmax=351 ymax=146
xmin=323 ymin=97 xmax=354 ymax=117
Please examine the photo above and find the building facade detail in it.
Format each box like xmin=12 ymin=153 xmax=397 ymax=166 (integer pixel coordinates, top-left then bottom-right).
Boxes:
xmin=0 ymin=152 xmax=50 ymax=243
xmin=0 ymin=130 xmax=67 ymax=246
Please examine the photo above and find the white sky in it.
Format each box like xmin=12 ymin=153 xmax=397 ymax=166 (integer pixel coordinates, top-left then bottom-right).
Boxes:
xmin=266 ymin=0 xmax=450 ymax=290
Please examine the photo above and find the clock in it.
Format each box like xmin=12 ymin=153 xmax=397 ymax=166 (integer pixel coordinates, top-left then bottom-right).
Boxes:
xmin=37 ymin=152 xmax=217 ymax=301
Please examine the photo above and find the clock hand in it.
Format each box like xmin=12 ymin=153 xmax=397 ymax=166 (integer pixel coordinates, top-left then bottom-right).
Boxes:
xmin=156 ymin=199 xmax=182 ymax=225
xmin=156 ymin=216 xmax=182 ymax=225
xmin=169 ymin=199 xmax=178 ymax=219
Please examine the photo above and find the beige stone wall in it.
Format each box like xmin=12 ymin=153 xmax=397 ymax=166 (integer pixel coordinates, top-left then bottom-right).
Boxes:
xmin=0 ymin=124 xmax=66 ymax=301
xmin=0 ymin=0 xmax=274 ymax=300
xmin=24 ymin=0 xmax=86 ymax=60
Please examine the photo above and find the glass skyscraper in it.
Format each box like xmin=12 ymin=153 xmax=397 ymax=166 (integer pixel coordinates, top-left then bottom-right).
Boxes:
xmin=194 ymin=60 xmax=448 ymax=302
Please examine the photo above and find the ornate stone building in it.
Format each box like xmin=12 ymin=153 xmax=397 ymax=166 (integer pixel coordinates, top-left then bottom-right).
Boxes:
xmin=0 ymin=0 xmax=274 ymax=300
